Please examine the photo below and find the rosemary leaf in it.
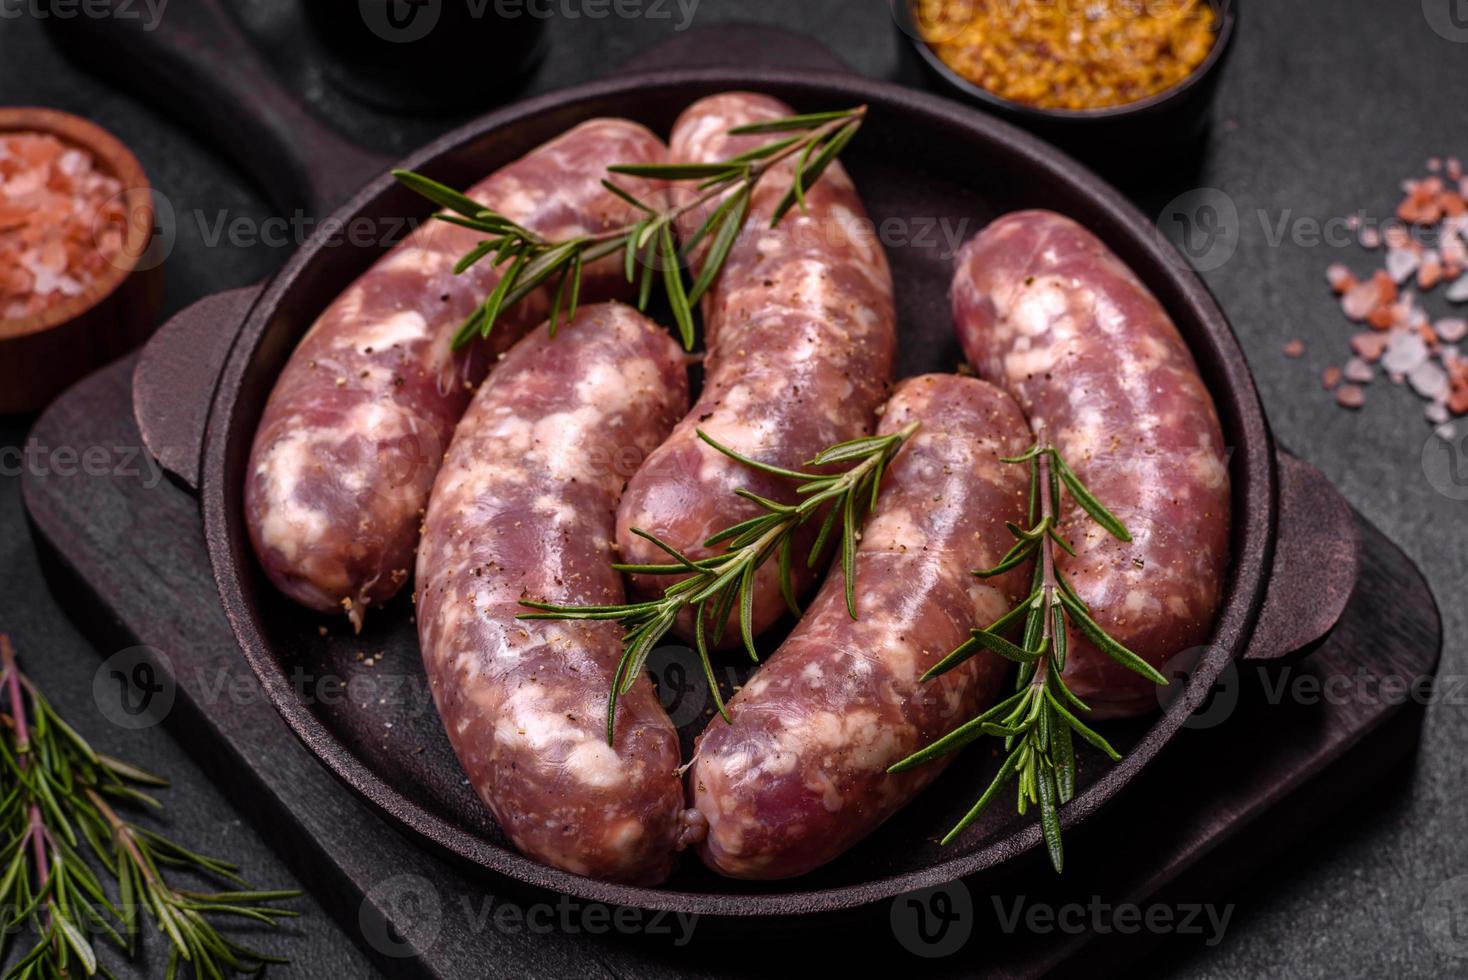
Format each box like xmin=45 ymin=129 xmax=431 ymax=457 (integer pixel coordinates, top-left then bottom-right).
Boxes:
xmin=729 ymin=108 xmax=865 ymax=134
xmin=660 ymin=224 xmax=696 ymax=349
xmin=390 ymin=169 xmax=486 ymax=218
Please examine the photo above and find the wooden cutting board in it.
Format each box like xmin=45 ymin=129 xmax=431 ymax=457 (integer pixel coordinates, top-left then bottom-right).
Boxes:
xmin=21 ymin=349 xmax=1440 ymax=978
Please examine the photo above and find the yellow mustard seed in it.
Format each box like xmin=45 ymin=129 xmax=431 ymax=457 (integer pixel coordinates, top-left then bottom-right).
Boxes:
xmin=913 ymin=0 xmax=1218 ymax=111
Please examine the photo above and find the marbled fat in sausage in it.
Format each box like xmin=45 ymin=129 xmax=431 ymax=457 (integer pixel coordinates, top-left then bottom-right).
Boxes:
xmin=616 ymin=93 xmax=897 ymax=644
xmin=246 ymin=120 xmax=667 ymax=628
xmin=415 ymin=302 xmax=700 ymax=885
xmin=952 ymin=210 xmax=1230 ymax=718
xmin=689 ymin=375 xmax=1033 ymax=879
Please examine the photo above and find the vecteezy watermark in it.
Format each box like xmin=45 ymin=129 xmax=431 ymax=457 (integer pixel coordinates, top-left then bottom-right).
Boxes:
xmin=0 ymin=441 xmax=164 ymax=489
xmin=1424 ymin=874 xmax=1468 ymax=959
xmin=891 ymin=881 xmax=974 ymax=958
xmin=92 ymin=646 xmax=176 ymax=731
xmin=890 ymin=883 xmax=1233 ymax=957
xmin=1155 ymin=646 xmax=1240 ymax=730
xmin=89 ymin=643 xmax=446 ymax=732
xmin=359 ymin=0 xmax=699 ymax=43
xmin=1422 ymin=426 xmax=1468 ymax=500
xmin=91 ymin=190 xmax=431 ymax=272
xmin=1423 ymin=0 xmax=1468 ymax=42
xmin=1155 ymin=187 xmax=1241 ymax=273
xmin=0 ymin=0 xmax=168 ymax=30
xmin=991 ymin=895 xmax=1234 ymax=947
xmin=1153 ymin=188 xmax=1457 ymax=274
xmin=359 ymin=874 xmax=698 ymax=957
xmin=646 ymin=645 xmax=713 ymax=727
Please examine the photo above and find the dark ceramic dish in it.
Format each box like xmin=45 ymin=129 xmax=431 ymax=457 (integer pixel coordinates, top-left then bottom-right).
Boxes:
xmin=896 ymin=0 xmax=1238 ymax=167
xmin=159 ymin=67 xmax=1363 ymax=917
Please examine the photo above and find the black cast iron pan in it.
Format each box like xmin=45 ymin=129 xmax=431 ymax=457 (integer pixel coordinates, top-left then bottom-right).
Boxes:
xmin=78 ymin=2 xmax=1360 ymax=918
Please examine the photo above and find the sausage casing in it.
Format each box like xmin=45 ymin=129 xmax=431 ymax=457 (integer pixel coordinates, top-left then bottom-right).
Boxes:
xmin=246 ymin=120 xmax=667 ymax=626
xmin=616 ymin=93 xmax=897 ymax=644
xmin=415 ymin=302 xmax=696 ymax=885
xmin=952 ymin=210 xmax=1231 ymax=717
xmin=689 ymin=374 xmax=1032 ymax=879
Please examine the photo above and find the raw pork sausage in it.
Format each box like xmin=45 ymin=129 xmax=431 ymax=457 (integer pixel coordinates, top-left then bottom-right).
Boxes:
xmin=246 ymin=119 xmax=667 ymax=628
xmin=951 ymin=210 xmax=1230 ymax=718
xmin=616 ymin=92 xmax=897 ymax=644
xmin=415 ymin=302 xmax=701 ymax=885
xmin=689 ymin=374 xmax=1032 ymax=879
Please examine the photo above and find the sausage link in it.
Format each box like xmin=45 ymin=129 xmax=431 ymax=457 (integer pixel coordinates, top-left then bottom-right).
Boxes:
xmin=689 ymin=374 xmax=1032 ymax=879
xmin=246 ymin=120 xmax=667 ymax=627
xmin=616 ymin=93 xmax=897 ymax=644
xmin=952 ymin=210 xmax=1231 ymax=718
xmin=415 ymin=302 xmax=699 ymax=885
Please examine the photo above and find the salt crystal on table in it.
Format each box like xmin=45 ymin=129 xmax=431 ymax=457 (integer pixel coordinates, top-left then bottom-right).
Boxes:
xmin=1437 ymin=423 xmax=1458 ymax=441
xmin=1352 ymin=331 xmax=1390 ymax=362
xmin=1322 ymin=365 xmax=1342 ymax=389
xmin=1447 ymin=276 xmax=1468 ymax=302
xmin=1342 ymin=279 xmax=1380 ymax=320
xmin=1326 ymin=262 xmax=1354 ymax=291
xmin=1360 ymin=226 xmax=1382 ymax=249
xmin=1409 ymin=361 xmax=1449 ymax=399
xmin=1382 ymin=330 xmax=1429 ymax=373
xmin=1437 ymin=318 xmax=1468 ymax=342
xmin=1344 ymin=357 xmax=1374 ymax=383
xmin=1283 ymin=339 xmax=1306 ymax=358
xmin=1427 ymin=401 xmax=1450 ymax=424
xmin=1386 ymin=248 xmax=1420 ymax=283
xmin=1336 ymin=384 xmax=1366 ymax=408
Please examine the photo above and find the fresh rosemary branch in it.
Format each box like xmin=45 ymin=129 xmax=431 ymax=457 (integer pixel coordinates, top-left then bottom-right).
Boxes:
xmin=0 ymin=635 xmax=300 ymax=980
xmin=392 ymin=106 xmax=867 ymax=352
xmin=521 ymin=421 xmax=920 ymax=745
xmin=888 ymin=445 xmax=1168 ymax=874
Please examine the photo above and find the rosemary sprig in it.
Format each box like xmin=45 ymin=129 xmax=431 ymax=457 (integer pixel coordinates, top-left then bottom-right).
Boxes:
xmin=888 ymin=445 xmax=1167 ymax=873
xmin=0 ymin=635 xmax=300 ymax=979
xmin=392 ymin=106 xmax=868 ymax=352
xmin=521 ymin=421 xmax=920 ymax=745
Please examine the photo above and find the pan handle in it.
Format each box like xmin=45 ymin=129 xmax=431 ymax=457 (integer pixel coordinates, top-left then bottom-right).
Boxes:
xmin=43 ymin=0 xmax=388 ymax=216
xmin=1239 ymin=449 xmax=1360 ymax=662
xmin=133 ymin=285 xmax=263 ymax=492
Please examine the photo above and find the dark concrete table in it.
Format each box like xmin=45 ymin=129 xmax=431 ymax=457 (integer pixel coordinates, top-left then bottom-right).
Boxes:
xmin=1 ymin=1 xmax=1464 ymax=977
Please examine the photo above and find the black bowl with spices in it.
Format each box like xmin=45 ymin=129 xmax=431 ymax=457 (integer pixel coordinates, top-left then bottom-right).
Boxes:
xmin=895 ymin=0 xmax=1237 ymax=174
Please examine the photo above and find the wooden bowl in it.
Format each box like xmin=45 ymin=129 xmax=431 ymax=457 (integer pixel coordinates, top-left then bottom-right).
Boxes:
xmin=0 ymin=107 xmax=164 ymax=414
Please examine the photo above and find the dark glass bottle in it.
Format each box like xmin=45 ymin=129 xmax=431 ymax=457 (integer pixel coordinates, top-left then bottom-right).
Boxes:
xmin=304 ymin=0 xmax=549 ymax=112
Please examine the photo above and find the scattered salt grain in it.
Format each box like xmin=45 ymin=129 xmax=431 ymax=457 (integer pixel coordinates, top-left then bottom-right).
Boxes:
xmin=1386 ymin=248 xmax=1420 ymax=283
xmin=1382 ymin=330 xmax=1429 ymax=374
xmin=1342 ymin=280 xmax=1380 ymax=321
xmin=1344 ymin=357 xmax=1374 ymax=383
xmin=1320 ymin=157 xmax=1468 ymax=429
xmin=1283 ymin=338 xmax=1305 ymax=358
xmin=1437 ymin=317 xmax=1468 ymax=342
xmin=1351 ymin=331 xmax=1390 ymax=362
xmin=1409 ymin=360 xmax=1450 ymax=399
xmin=1437 ymin=422 xmax=1458 ymax=441
xmin=1326 ymin=263 xmax=1355 ymax=293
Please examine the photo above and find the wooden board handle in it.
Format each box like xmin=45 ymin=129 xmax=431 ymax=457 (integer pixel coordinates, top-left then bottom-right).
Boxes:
xmin=132 ymin=285 xmax=263 ymax=491
xmin=1241 ymin=449 xmax=1361 ymax=662
xmin=43 ymin=0 xmax=388 ymax=216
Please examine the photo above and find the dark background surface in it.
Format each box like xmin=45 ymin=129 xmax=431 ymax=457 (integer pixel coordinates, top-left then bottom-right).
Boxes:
xmin=2 ymin=0 xmax=1465 ymax=977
